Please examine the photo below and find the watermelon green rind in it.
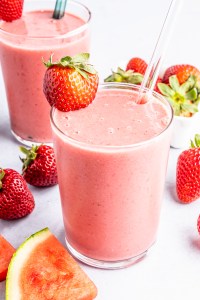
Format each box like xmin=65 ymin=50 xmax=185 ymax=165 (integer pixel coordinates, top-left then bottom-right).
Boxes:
xmin=5 ymin=227 xmax=51 ymax=300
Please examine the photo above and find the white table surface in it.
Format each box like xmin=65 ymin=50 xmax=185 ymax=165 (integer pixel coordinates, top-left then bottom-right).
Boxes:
xmin=1 ymin=0 xmax=200 ymax=299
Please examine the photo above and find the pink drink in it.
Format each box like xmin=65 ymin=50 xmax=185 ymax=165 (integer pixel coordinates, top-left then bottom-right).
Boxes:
xmin=51 ymin=83 xmax=173 ymax=269
xmin=0 ymin=0 xmax=91 ymax=146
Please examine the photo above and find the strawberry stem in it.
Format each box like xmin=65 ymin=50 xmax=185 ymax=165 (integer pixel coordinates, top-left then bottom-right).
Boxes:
xmin=20 ymin=145 xmax=39 ymax=172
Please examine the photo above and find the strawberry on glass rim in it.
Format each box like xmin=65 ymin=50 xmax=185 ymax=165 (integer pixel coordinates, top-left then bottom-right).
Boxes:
xmin=0 ymin=0 xmax=24 ymax=22
xmin=176 ymin=134 xmax=200 ymax=203
xmin=43 ymin=53 xmax=99 ymax=112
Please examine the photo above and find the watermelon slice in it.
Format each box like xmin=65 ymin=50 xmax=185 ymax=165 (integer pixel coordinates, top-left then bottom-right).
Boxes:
xmin=6 ymin=228 xmax=97 ymax=300
xmin=0 ymin=235 xmax=15 ymax=282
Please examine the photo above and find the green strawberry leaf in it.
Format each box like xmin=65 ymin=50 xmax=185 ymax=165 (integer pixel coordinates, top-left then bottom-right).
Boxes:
xmin=169 ymin=75 xmax=180 ymax=92
xmin=72 ymin=53 xmax=90 ymax=63
xmin=59 ymin=56 xmax=72 ymax=67
xmin=191 ymin=134 xmax=200 ymax=148
xmin=104 ymin=72 xmax=120 ymax=82
xmin=79 ymin=63 xmax=97 ymax=75
xmin=128 ymin=74 xmax=143 ymax=84
xmin=157 ymin=83 xmax=175 ymax=97
xmin=191 ymin=140 xmax=196 ymax=148
xmin=185 ymin=88 xmax=198 ymax=101
xmin=179 ymin=75 xmax=195 ymax=94
xmin=172 ymin=102 xmax=181 ymax=116
xmin=117 ymin=67 xmax=127 ymax=74
xmin=195 ymin=134 xmax=200 ymax=147
xmin=74 ymin=66 xmax=89 ymax=79
xmin=181 ymin=103 xmax=198 ymax=114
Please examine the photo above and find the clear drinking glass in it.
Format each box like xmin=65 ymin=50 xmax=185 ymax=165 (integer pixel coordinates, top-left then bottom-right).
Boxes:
xmin=51 ymin=83 xmax=173 ymax=269
xmin=0 ymin=0 xmax=91 ymax=146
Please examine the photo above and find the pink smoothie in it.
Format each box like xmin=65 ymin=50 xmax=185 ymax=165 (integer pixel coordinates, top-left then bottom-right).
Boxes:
xmin=0 ymin=6 xmax=90 ymax=144
xmin=51 ymin=86 xmax=173 ymax=263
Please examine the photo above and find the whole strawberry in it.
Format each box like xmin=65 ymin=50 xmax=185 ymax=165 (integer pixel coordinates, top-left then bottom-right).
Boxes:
xmin=176 ymin=134 xmax=200 ymax=203
xmin=126 ymin=57 xmax=147 ymax=75
xmin=43 ymin=53 xmax=99 ymax=112
xmin=20 ymin=145 xmax=58 ymax=187
xmin=163 ymin=64 xmax=200 ymax=85
xmin=0 ymin=168 xmax=35 ymax=220
xmin=0 ymin=0 xmax=24 ymax=22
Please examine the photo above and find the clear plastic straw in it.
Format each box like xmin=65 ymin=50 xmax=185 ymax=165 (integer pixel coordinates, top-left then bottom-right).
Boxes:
xmin=137 ymin=0 xmax=181 ymax=103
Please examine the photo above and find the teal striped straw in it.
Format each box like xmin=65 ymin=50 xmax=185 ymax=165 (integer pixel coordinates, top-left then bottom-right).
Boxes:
xmin=53 ymin=0 xmax=68 ymax=19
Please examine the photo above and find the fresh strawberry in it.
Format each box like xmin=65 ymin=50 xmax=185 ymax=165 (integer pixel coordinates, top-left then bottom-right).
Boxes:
xmin=158 ymin=75 xmax=200 ymax=117
xmin=0 ymin=168 xmax=35 ymax=220
xmin=43 ymin=53 xmax=99 ymax=112
xmin=197 ymin=215 xmax=200 ymax=234
xmin=163 ymin=64 xmax=200 ymax=85
xmin=126 ymin=57 xmax=147 ymax=75
xmin=20 ymin=145 xmax=58 ymax=187
xmin=176 ymin=134 xmax=200 ymax=203
xmin=0 ymin=0 xmax=24 ymax=22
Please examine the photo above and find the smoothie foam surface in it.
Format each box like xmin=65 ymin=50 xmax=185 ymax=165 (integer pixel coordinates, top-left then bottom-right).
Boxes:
xmin=53 ymin=88 xmax=171 ymax=146
xmin=0 ymin=10 xmax=85 ymax=37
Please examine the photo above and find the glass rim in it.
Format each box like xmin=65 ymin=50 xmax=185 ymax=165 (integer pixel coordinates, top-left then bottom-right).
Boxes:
xmin=50 ymin=82 xmax=174 ymax=151
xmin=0 ymin=0 xmax=91 ymax=40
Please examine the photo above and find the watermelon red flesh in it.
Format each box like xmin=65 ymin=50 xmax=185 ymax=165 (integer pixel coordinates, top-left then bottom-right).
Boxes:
xmin=20 ymin=234 xmax=97 ymax=300
xmin=0 ymin=235 xmax=15 ymax=281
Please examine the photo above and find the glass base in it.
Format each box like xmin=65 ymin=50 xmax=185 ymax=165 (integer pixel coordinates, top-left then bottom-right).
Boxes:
xmin=65 ymin=239 xmax=148 ymax=270
xmin=11 ymin=130 xmax=53 ymax=147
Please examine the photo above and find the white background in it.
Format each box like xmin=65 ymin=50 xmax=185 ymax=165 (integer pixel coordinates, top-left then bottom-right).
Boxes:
xmin=1 ymin=0 xmax=200 ymax=299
